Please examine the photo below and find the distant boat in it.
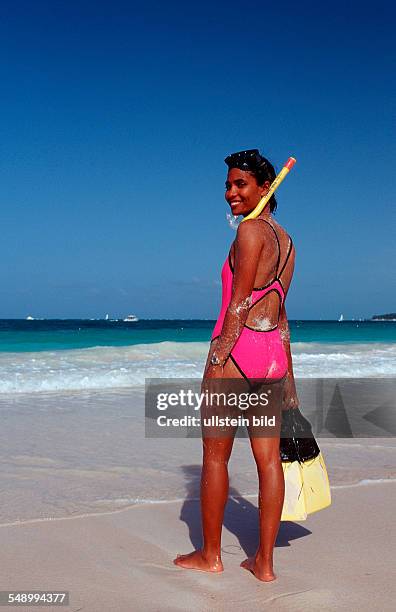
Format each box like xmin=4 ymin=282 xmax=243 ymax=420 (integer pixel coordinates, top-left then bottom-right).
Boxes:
xmin=123 ymin=314 xmax=139 ymax=322
xmin=26 ymin=315 xmax=34 ymax=320
xmin=338 ymin=314 xmax=344 ymax=322
xmin=105 ymin=314 xmax=109 ymax=321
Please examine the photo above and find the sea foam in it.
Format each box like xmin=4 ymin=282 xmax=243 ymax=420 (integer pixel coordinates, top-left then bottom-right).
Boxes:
xmin=1 ymin=341 xmax=395 ymax=394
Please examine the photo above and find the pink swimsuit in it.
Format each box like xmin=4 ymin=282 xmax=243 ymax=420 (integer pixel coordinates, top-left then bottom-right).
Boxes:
xmin=211 ymin=220 xmax=292 ymax=381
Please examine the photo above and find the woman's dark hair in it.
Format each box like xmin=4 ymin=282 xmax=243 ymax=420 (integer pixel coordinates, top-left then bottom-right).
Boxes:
xmin=224 ymin=149 xmax=278 ymax=213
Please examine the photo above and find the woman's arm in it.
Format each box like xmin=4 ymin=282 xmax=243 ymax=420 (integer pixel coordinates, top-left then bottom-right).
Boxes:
xmin=278 ymin=304 xmax=299 ymax=408
xmin=212 ymin=220 xmax=267 ymax=367
xmin=203 ymin=338 xmax=219 ymax=378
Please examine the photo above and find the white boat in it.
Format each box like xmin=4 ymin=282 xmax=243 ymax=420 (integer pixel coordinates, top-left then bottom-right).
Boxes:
xmin=26 ymin=315 xmax=35 ymax=320
xmin=105 ymin=314 xmax=109 ymax=321
xmin=338 ymin=314 xmax=344 ymax=322
xmin=123 ymin=314 xmax=139 ymax=322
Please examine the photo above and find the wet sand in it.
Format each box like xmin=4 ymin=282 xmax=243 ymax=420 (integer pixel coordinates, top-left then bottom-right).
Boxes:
xmin=1 ymin=388 xmax=395 ymax=610
xmin=1 ymin=481 xmax=395 ymax=611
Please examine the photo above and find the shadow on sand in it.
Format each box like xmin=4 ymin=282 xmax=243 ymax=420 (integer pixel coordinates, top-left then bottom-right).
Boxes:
xmin=177 ymin=464 xmax=311 ymax=557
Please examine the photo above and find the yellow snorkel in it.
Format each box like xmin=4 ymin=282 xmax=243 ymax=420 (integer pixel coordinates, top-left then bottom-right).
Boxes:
xmin=241 ymin=157 xmax=296 ymax=222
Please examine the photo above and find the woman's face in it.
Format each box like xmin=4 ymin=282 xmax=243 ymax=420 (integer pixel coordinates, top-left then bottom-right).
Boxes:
xmin=225 ymin=168 xmax=270 ymax=217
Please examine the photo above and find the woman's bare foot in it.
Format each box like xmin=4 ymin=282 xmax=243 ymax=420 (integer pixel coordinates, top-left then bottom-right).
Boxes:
xmin=173 ymin=550 xmax=224 ymax=573
xmin=240 ymin=556 xmax=276 ymax=582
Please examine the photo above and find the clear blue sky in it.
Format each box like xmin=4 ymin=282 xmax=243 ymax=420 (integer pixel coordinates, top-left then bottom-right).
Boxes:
xmin=1 ymin=0 xmax=395 ymax=319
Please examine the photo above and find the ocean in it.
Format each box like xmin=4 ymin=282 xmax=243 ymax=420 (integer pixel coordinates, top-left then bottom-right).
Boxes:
xmin=1 ymin=318 xmax=395 ymax=525
xmin=0 ymin=319 xmax=395 ymax=394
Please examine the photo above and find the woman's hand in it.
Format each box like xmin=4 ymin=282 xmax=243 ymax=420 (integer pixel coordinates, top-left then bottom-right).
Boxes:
xmin=282 ymin=374 xmax=299 ymax=410
xmin=205 ymin=363 xmax=224 ymax=379
xmin=201 ymin=361 xmax=224 ymax=397
xmin=278 ymin=305 xmax=299 ymax=410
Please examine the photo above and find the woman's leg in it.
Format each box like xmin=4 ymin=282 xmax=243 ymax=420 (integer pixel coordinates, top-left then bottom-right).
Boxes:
xmin=240 ymin=434 xmax=284 ymax=581
xmin=174 ymin=364 xmax=240 ymax=572
xmin=173 ymin=434 xmax=236 ymax=572
xmin=174 ymin=356 xmax=245 ymax=572
xmin=240 ymin=377 xmax=285 ymax=581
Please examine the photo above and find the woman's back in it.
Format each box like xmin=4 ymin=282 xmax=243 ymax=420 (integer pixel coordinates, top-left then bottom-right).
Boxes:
xmin=229 ymin=217 xmax=295 ymax=331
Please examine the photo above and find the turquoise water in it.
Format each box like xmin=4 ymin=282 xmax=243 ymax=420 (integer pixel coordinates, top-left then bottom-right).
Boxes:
xmin=0 ymin=319 xmax=395 ymax=352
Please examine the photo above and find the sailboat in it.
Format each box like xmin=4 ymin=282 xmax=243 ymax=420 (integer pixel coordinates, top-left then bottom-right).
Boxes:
xmin=338 ymin=314 xmax=344 ymax=322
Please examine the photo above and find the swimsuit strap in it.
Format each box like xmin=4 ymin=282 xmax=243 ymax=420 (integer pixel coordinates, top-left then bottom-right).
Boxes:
xmin=278 ymin=236 xmax=293 ymax=280
xmin=228 ymin=251 xmax=234 ymax=273
xmin=228 ymin=218 xmax=292 ymax=291
xmin=255 ymin=218 xmax=281 ymax=275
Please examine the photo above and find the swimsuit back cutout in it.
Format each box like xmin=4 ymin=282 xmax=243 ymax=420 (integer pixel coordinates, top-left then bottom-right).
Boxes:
xmin=211 ymin=219 xmax=293 ymax=380
xmin=212 ymin=219 xmax=293 ymax=339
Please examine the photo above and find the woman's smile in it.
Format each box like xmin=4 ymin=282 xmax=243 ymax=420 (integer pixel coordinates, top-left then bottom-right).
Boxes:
xmin=225 ymin=167 xmax=269 ymax=217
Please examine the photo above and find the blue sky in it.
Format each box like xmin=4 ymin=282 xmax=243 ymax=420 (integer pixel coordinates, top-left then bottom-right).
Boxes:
xmin=1 ymin=0 xmax=394 ymax=319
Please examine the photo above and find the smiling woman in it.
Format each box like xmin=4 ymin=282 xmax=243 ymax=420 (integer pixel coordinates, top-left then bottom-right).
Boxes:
xmin=225 ymin=149 xmax=278 ymax=215
xmin=173 ymin=149 xmax=299 ymax=582
xmin=210 ymin=151 xmax=295 ymax=383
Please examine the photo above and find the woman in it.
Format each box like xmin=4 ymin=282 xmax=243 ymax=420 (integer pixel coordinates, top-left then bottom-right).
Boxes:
xmin=174 ymin=149 xmax=299 ymax=582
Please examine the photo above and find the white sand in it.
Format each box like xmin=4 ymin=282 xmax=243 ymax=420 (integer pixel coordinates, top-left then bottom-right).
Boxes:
xmin=1 ymin=481 xmax=395 ymax=611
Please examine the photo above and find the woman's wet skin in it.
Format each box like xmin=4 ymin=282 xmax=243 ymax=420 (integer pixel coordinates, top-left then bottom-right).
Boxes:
xmin=173 ymin=167 xmax=297 ymax=581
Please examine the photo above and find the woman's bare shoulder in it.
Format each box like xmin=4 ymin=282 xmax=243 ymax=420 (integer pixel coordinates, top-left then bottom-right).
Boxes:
xmin=269 ymin=218 xmax=292 ymax=241
xmin=236 ymin=218 xmax=279 ymax=241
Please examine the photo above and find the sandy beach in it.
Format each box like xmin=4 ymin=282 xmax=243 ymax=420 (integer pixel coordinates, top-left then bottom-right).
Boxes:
xmin=1 ymin=481 xmax=395 ymax=611
xmin=1 ymin=387 xmax=395 ymax=611
xmin=2 ymin=0 xmax=395 ymax=607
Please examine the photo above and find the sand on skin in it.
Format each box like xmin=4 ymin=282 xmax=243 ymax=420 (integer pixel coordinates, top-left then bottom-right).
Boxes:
xmin=1 ymin=482 xmax=395 ymax=612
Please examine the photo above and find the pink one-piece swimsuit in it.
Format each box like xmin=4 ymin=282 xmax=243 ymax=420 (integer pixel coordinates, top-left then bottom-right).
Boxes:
xmin=211 ymin=220 xmax=292 ymax=381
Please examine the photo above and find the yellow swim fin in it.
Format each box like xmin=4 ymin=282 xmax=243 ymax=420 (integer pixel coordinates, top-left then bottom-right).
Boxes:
xmin=281 ymin=452 xmax=332 ymax=521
